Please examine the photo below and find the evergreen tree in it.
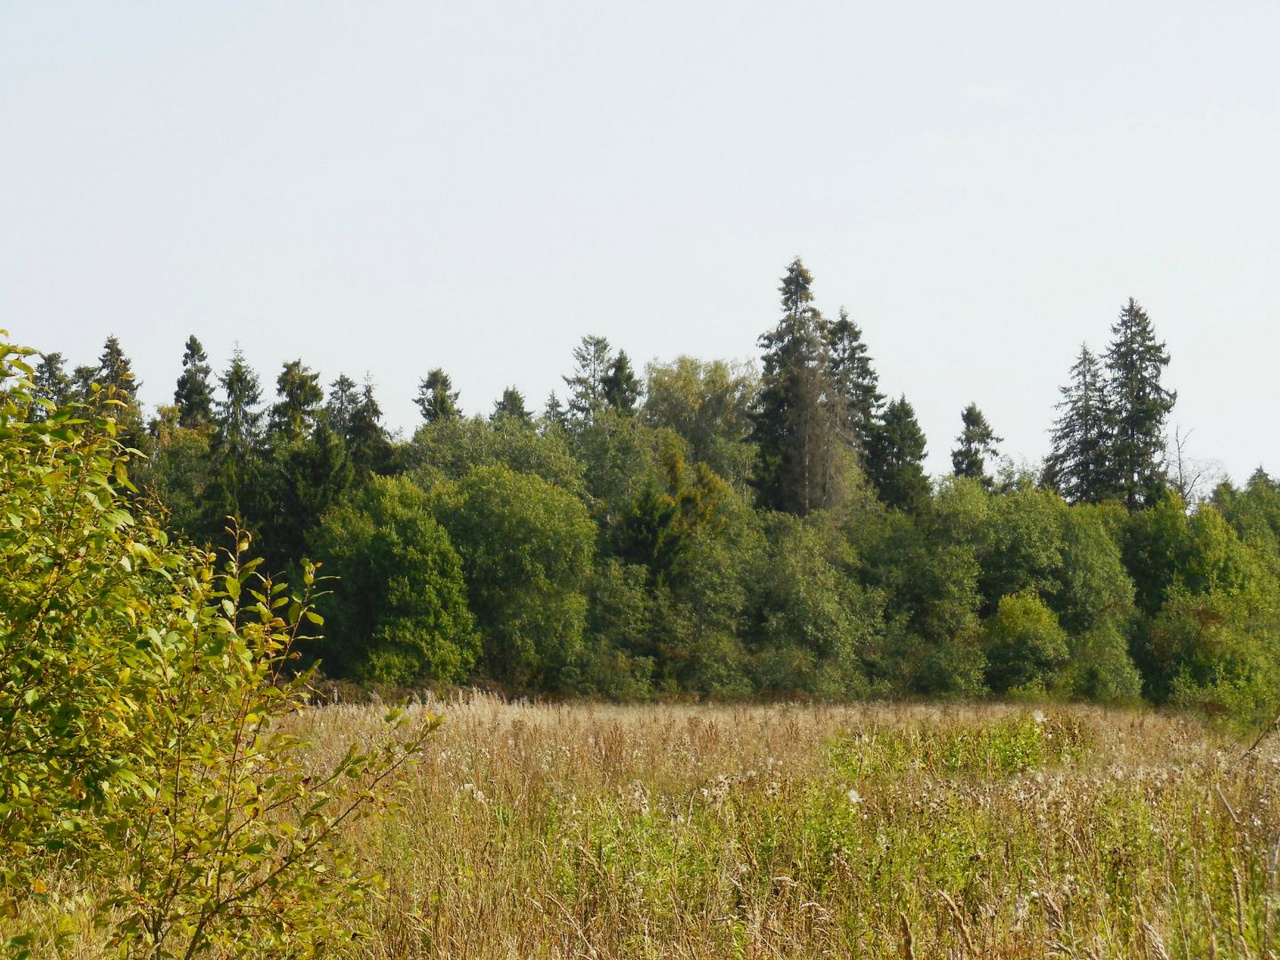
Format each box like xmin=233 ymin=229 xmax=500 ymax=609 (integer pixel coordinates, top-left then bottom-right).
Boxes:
xmin=825 ymin=306 xmax=883 ymax=456
xmin=951 ymin=403 xmax=1002 ymax=488
xmin=1104 ymin=298 xmax=1176 ymax=510
xmin=72 ymin=364 xmax=97 ymax=401
xmin=543 ymin=391 xmax=567 ymax=430
xmin=347 ymin=379 xmax=394 ymax=479
xmin=601 ymin=350 xmax=642 ymax=414
xmin=208 ymin=348 xmax=265 ymax=527
xmin=563 ymin=335 xmax=613 ymax=426
xmin=92 ymin=336 xmax=147 ymax=451
xmin=31 ymin=352 xmax=73 ymax=419
xmin=752 ymin=258 xmax=841 ymax=515
xmin=173 ymin=335 xmax=215 ymax=429
xmin=94 ymin=335 xmax=139 ymax=401
xmin=1044 ymin=345 xmax=1111 ymax=504
xmin=325 ymin=374 xmax=359 ymax=438
xmin=268 ymin=359 xmax=324 ymax=444
xmin=415 ymin=368 xmax=460 ymax=423
xmin=865 ymin=396 xmax=930 ymax=511
xmin=491 ymin=386 xmax=533 ymax=424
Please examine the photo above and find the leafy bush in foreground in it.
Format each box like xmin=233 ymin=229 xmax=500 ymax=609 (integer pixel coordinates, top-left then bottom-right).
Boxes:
xmin=0 ymin=337 xmax=436 ymax=958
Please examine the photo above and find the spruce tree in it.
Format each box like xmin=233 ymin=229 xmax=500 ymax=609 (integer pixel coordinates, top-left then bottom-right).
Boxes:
xmin=602 ymin=350 xmax=642 ymax=414
xmin=173 ymin=336 xmax=215 ymax=429
xmin=491 ymin=386 xmax=532 ymax=424
xmin=415 ymin=368 xmax=460 ymax=423
xmin=94 ymin=335 xmax=139 ymax=401
xmin=563 ymin=335 xmax=613 ymax=426
xmin=209 ymin=348 xmax=265 ymax=527
xmin=268 ymin=359 xmax=324 ymax=444
xmin=92 ymin=335 xmax=147 ymax=451
xmin=825 ymin=306 xmax=883 ymax=456
xmin=543 ymin=392 xmax=567 ymax=430
xmin=951 ymin=402 xmax=1002 ymax=488
xmin=325 ymin=374 xmax=359 ymax=438
xmin=31 ymin=352 xmax=73 ymax=420
xmin=1103 ymin=298 xmax=1176 ymax=509
xmin=1044 ymin=345 xmax=1111 ymax=504
xmin=347 ymin=379 xmax=394 ymax=479
xmin=752 ymin=258 xmax=841 ymax=515
xmin=865 ymin=396 xmax=930 ymax=511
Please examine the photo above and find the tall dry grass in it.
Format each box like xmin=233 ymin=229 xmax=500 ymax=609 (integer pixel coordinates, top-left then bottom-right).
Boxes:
xmin=316 ymin=697 xmax=1280 ymax=959
xmin=12 ymin=698 xmax=1280 ymax=958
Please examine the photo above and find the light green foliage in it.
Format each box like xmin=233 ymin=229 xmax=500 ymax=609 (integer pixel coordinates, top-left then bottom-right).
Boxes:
xmin=311 ymin=476 xmax=479 ymax=685
xmin=430 ymin=464 xmax=595 ymax=691
xmin=643 ymin=356 xmax=759 ymax=492
xmin=405 ymin=414 xmax=586 ymax=499
xmin=982 ymin=590 xmax=1071 ymax=694
xmin=0 ymin=337 xmax=437 ymax=957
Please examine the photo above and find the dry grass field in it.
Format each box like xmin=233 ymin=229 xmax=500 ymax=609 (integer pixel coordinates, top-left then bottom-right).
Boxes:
xmin=14 ymin=698 xmax=1280 ymax=958
xmin=314 ymin=697 xmax=1278 ymax=959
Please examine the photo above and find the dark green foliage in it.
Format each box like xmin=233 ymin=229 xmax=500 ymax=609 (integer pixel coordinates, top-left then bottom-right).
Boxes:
xmin=865 ymin=396 xmax=930 ymax=512
xmin=1045 ymin=345 xmax=1111 ymax=504
xmin=492 ymin=386 xmax=532 ymax=424
xmin=750 ymin=513 xmax=877 ymax=698
xmin=430 ymin=465 xmax=595 ymax=692
xmin=324 ymin=373 xmax=360 ymax=437
xmin=951 ymin=402 xmax=1001 ymax=488
xmin=346 ymin=379 xmax=396 ymax=480
xmin=825 ymin=306 xmax=883 ymax=456
xmin=30 ymin=351 xmax=73 ymax=419
xmin=311 ymin=476 xmax=478 ymax=684
xmin=267 ymin=358 xmax=324 ymax=444
xmin=258 ymin=422 xmax=353 ymax=573
xmin=602 ymin=350 xmax=642 ymax=414
xmin=753 ymin=258 xmax=844 ymax=516
xmin=563 ymin=335 xmax=614 ymax=427
xmin=1104 ymin=298 xmax=1175 ymax=510
xmin=25 ymin=257 xmax=1275 ymax=727
xmin=415 ymin=367 xmax=460 ymax=423
xmin=208 ymin=348 xmax=265 ymax=528
xmin=173 ymin=335 xmax=215 ymax=428
xmin=89 ymin=335 xmax=149 ymax=452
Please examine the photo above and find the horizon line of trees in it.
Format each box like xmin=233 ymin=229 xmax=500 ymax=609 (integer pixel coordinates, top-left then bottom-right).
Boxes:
xmin=22 ymin=259 xmax=1280 ymax=724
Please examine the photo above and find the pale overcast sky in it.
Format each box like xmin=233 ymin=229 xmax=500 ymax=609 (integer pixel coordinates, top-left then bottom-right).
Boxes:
xmin=2 ymin=1 xmax=1277 ymax=483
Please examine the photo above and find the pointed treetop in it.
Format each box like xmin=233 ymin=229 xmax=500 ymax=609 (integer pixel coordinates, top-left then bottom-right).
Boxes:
xmin=492 ymin=386 xmax=532 ymax=425
xmin=951 ymin=402 xmax=1002 ymax=488
xmin=415 ymin=368 xmax=460 ymax=424
xmin=174 ymin=335 xmax=215 ymax=428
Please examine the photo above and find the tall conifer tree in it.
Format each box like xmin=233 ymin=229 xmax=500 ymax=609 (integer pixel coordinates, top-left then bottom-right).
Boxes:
xmin=173 ymin=336 xmax=215 ymax=428
xmin=825 ymin=306 xmax=883 ymax=457
xmin=1045 ymin=345 xmax=1111 ymax=504
xmin=752 ymin=257 xmax=841 ymax=515
xmin=415 ymin=368 xmax=460 ymax=423
xmin=864 ymin=396 xmax=929 ymax=511
xmin=951 ymin=403 xmax=1002 ymax=488
xmin=602 ymin=350 xmax=642 ymax=414
xmin=268 ymin=359 xmax=324 ymax=444
xmin=1104 ymin=298 xmax=1175 ymax=509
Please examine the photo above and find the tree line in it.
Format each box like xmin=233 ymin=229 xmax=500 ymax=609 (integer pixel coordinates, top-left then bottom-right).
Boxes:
xmin=26 ymin=259 xmax=1280 ymax=723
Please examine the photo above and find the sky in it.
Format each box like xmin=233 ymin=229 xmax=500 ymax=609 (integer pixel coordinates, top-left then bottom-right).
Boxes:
xmin=2 ymin=1 xmax=1277 ymax=484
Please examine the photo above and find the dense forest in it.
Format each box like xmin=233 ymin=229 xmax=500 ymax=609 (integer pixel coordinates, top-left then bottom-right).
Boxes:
xmin=24 ymin=259 xmax=1280 ymax=723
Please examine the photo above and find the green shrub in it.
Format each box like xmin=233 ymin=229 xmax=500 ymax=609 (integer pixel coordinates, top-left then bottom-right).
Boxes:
xmin=0 ymin=336 xmax=436 ymax=958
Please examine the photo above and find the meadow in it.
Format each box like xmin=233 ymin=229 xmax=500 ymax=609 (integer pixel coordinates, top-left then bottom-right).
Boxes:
xmin=294 ymin=697 xmax=1278 ymax=959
